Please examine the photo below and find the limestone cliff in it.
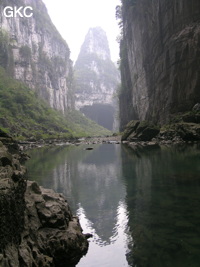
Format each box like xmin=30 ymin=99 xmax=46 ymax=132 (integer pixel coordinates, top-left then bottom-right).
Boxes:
xmin=119 ymin=0 xmax=200 ymax=130
xmin=74 ymin=27 xmax=120 ymax=131
xmin=0 ymin=0 xmax=74 ymax=113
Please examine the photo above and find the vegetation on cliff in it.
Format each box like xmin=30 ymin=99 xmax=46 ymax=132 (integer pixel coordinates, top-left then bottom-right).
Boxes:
xmin=75 ymin=53 xmax=118 ymax=94
xmin=74 ymin=27 xmax=120 ymax=131
xmin=74 ymin=27 xmax=119 ymax=95
xmin=0 ymin=67 xmax=111 ymax=139
xmin=0 ymin=0 xmax=75 ymax=114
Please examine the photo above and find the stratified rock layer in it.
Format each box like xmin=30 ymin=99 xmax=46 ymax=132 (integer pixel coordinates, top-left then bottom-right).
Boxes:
xmin=119 ymin=0 xmax=200 ymax=130
xmin=0 ymin=135 xmax=88 ymax=267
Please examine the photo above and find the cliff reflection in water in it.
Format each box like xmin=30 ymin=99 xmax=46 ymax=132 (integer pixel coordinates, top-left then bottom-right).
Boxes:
xmin=26 ymin=144 xmax=130 ymax=251
xmin=26 ymin=143 xmax=200 ymax=267
xmin=122 ymin=144 xmax=200 ymax=267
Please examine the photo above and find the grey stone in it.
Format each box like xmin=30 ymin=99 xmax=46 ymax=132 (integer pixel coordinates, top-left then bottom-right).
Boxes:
xmin=0 ymin=0 xmax=73 ymax=114
xmin=122 ymin=121 xmax=160 ymax=141
xmin=0 ymin=142 xmax=89 ymax=266
xmin=193 ymin=103 xmax=200 ymax=111
xmin=119 ymin=0 xmax=200 ymax=127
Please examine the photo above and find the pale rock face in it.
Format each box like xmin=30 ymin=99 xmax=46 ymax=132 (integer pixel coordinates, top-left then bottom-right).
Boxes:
xmin=74 ymin=27 xmax=120 ymax=130
xmin=0 ymin=0 xmax=73 ymax=113
xmin=86 ymin=27 xmax=111 ymax=61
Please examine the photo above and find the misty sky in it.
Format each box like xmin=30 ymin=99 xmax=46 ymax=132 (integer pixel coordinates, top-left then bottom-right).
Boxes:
xmin=42 ymin=0 xmax=121 ymax=63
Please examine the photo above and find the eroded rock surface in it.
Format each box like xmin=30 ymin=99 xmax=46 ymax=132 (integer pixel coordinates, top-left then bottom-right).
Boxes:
xmin=119 ymin=0 xmax=200 ymax=129
xmin=0 ymin=135 xmax=88 ymax=267
xmin=0 ymin=0 xmax=74 ymax=113
xmin=121 ymin=120 xmax=160 ymax=142
xmin=122 ymin=112 xmax=200 ymax=146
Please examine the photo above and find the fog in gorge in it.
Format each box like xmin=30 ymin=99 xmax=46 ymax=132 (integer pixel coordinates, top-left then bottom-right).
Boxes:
xmin=43 ymin=1 xmax=121 ymax=132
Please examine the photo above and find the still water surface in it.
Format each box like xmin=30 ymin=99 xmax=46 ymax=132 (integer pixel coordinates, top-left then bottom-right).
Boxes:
xmin=26 ymin=143 xmax=200 ymax=267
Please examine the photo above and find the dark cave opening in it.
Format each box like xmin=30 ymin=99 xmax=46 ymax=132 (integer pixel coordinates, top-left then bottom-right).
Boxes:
xmin=80 ymin=103 xmax=115 ymax=131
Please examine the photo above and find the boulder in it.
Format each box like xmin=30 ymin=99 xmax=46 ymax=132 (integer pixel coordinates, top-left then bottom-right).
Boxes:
xmin=177 ymin=123 xmax=200 ymax=141
xmin=159 ymin=122 xmax=200 ymax=142
xmin=18 ymin=181 xmax=89 ymax=267
xmin=0 ymin=142 xmax=89 ymax=267
xmin=135 ymin=121 xmax=160 ymax=141
xmin=192 ymin=103 xmax=200 ymax=111
xmin=121 ymin=120 xmax=140 ymax=141
xmin=182 ymin=114 xmax=200 ymax=124
xmin=122 ymin=121 xmax=160 ymax=141
xmin=0 ymin=150 xmax=12 ymax=167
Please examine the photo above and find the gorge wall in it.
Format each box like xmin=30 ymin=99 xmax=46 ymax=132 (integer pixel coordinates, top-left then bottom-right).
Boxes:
xmin=119 ymin=0 xmax=200 ymax=130
xmin=0 ymin=0 xmax=74 ymax=113
xmin=74 ymin=27 xmax=120 ymax=131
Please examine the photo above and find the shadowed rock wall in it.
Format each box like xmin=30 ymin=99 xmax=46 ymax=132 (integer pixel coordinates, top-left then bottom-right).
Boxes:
xmin=120 ymin=0 xmax=200 ymax=130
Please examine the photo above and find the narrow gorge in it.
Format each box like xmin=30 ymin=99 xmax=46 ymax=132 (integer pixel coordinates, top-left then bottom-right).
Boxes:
xmin=74 ymin=27 xmax=120 ymax=131
xmin=0 ymin=0 xmax=200 ymax=266
xmin=0 ymin=0 xmax=111 ymax=139
xmin=119 ymin=0 xmax=200 ymax=129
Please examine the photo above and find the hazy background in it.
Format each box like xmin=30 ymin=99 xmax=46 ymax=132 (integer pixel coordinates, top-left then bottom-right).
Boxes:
xmin=42 ymin=0 xmax=121 ymax=63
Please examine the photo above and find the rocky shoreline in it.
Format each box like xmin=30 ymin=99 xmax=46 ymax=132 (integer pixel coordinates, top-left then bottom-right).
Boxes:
xmin=18 ymin=126 xmax=199 ymax=154
xmin=0 ymin=132 xmax=89 ymax=267
xmin=14 ymin=108 xmax=200 ymax=153
xmin=121 ymin=108 xmax=200 ymax=151
xmin=16 ymin=135 xmax=121 ymax=152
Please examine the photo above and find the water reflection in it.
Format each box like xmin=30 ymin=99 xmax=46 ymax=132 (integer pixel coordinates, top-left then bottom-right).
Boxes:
xmin=77 ymin=201 xmax=131 ymax=267
xmin=26 ymin=143 xmax=200 ymax=267
xmin=26 ymin=144 xmax=131 ymax=266
xmin=122 ymin=144 xmax=200 ymax=267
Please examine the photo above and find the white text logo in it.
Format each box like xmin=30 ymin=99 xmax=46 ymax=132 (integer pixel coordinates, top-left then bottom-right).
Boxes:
xmin=3 ymin=6 xmax=33 ymax=18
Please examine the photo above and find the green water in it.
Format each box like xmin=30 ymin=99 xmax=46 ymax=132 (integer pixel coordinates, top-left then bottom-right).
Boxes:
xmin=25 ymin=143 xmax=200 ymax=267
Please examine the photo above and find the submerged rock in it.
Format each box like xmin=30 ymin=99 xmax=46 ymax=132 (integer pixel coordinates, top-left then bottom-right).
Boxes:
xmin=0 ymin=133 xmax=89 ymax=267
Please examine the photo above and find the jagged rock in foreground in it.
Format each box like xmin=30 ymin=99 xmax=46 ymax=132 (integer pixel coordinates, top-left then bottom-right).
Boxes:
xmin=0 ymin=135 xmax=88 ymax=267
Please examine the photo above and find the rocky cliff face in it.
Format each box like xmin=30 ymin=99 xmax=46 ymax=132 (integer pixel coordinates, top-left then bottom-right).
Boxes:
xmin=119 ymin=0 xmax=200 ymax=130
xmin=0 ymin=0 xmax=74 ymax=113
xmin=74 ymin=27 xmax=120 ymax=131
